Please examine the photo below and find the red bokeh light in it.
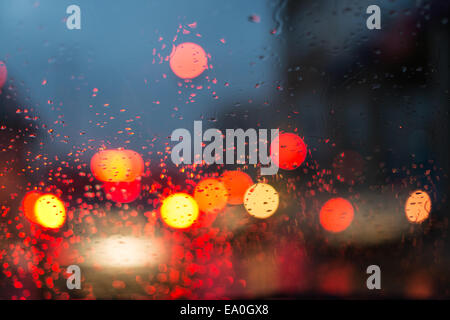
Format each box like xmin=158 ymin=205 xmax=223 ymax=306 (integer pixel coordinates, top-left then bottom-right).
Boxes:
xmin=220 ymin=171 xmax=253 ymax=205
xmin=270 ymin=133 xmax=307 ymax=170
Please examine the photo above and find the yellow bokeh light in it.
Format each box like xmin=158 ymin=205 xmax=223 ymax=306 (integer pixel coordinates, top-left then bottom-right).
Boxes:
xmin=34 ymin=194 xmax=66 ymax=229
xmin=243 ymin=183 xmax=279 ymax=219
xmin=405 ymin=190 xmax=431 ymax=223
xmin=160 ymin=193 xmax=199 ymax=229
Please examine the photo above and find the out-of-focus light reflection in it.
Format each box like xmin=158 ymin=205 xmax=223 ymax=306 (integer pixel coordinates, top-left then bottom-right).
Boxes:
xmin=34 ymin=194 xmax=66 ymax=229
xmin=324 ymin=192 xmax=412 ymax=245
xmin=89 ymin=236 xmax=160 ymax=268
xmin=169 ymin=42 xmax=208 ymax=79
xmin=220 ymin=170 xmax=253 ymax=205
xmin=243 ymin=183 xmax=279 ymax=219
xmin=270 ymin=132 xmax=307 ymax=170
xmin=90 ymin=149 xmax=144 ymax=182
xmin=22 ymin=191 xmax=42 ymax=224
xmin=405 ymin=190 xmax=431 ymax=224
xmin=160 ymin=193 xmax=199 ymax=229
xmin=194 ymin=178 xmax=228 ymax=214
xmin=319 ymin=197 xmax=354 ymax=233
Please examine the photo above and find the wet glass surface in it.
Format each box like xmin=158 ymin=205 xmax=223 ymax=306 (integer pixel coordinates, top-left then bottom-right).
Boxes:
xmin=0 ymin=0 xmax=448 ymax=299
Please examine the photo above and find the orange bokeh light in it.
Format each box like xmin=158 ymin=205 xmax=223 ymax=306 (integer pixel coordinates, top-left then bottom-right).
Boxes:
xmin=169 ymin=42 xmax=208 ymax=79
xmin=270 ymin=132 xmax=307 ymax=170
xmin=405 ymin=190 xmax=431 ymax=223
xmin=319 ymin=197 xmax=354 ymax=233
xmin=220 ymin=171 xmax=253 ymax=205
xmin=90 ymin=149 xmax=144 ymax=182
xmin=194 ymin=178 xmax=228 ymax=215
